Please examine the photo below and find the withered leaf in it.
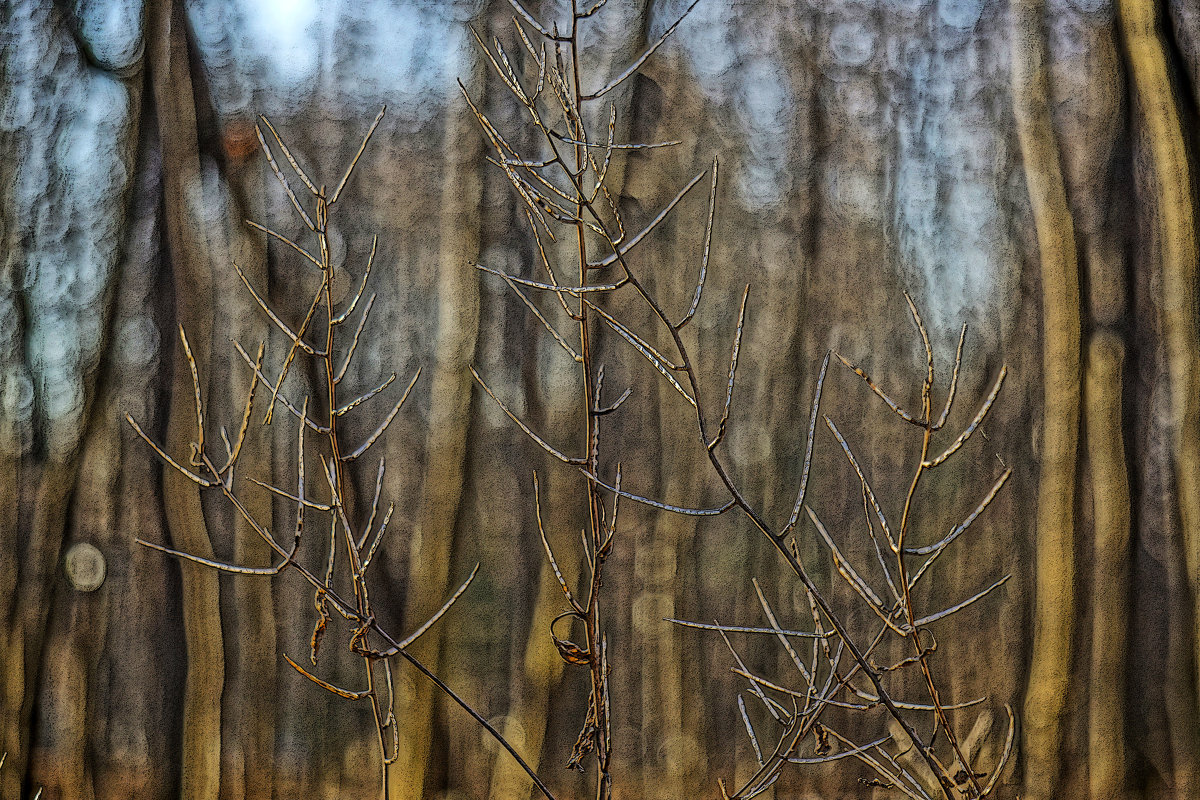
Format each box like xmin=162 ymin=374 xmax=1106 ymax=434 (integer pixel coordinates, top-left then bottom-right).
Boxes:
xmin=566 ymin=700 xmax=598 ymax=771
xmin=310 ymin=591 xmax=330 ymax=666
xmin=813 ymin=722 xmax=831 ymax=756
xmin=553 ymin=634 xmax=591 ymax=665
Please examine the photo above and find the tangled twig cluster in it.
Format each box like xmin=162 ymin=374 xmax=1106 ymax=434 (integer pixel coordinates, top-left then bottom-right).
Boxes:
xmin=131 ymin=1 xmax=1016 ymax=797
xmin=466 ymin=1 xmax=1015 ymax=798
xmin=127 ymin=108 xmax=550 ymax=799
xmin=687 ymin=300 xmax=1016 ymax=799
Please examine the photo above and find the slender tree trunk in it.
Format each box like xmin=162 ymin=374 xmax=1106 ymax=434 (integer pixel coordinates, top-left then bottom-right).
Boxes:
xmin=1011 ymin=0 xmax=1082 ymax=796
xmin=392 ymin=57 xmax=484 ymax=800
xmin=223 ymin=197 xmax=276 ymax=800
xmin=1118 ymin=0 xmax=1200 ymax=725
xmin=148 ymin=1 xmax=225 ymax=797
xmin=486 ymin=469 xmax=583 ymax=800
xmin=1084 ymin=331 xmax=1130 ymax=800
xmin=0 ymin=461 xmax=77 ymax=798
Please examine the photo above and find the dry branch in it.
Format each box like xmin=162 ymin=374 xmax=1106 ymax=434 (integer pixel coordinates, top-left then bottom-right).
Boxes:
xmin=128 ymin=110 xmax=551 ymax=800
xmin=467 ymin=1 xmax=1015 ymax=797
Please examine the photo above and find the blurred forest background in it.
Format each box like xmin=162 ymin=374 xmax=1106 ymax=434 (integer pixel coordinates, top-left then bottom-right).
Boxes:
xmin=3 ymin=0 xmax=1200 ymax=798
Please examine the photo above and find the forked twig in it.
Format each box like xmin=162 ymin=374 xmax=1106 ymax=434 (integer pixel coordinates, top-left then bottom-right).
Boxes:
xmin=582 ymin=0 xmax=701 ymax=99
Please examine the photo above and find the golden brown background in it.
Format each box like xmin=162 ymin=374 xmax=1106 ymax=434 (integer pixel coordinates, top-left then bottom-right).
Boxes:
xmin=2 ymin=0 xmax=1198 ymax=798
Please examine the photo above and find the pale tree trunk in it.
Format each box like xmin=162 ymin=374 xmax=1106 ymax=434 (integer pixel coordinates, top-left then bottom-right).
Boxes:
xmin=1011 ymin=0 xmax=1082 ymax=796
xmin=1118 ymin=0 xmax=1200 ymax=746
xmin=148 ymin=1 xmax=225 ymax=798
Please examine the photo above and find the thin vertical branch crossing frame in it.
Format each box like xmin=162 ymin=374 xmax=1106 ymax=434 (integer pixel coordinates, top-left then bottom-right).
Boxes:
xmin=467 ymin=2 xmax=1016 ymax=798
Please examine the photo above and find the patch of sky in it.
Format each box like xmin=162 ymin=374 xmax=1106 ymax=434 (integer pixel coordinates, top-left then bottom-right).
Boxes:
xmin=734 ymin=57 xmax=793 ymax=211
xmin=829 ymin=22 xmax=876 ymax=67
xmin=4 ymin=2 xmax=137 ymax=454
xmin=671 ymin=0 xmax=736 ymax=86
xmin=187 ymin=1 xmax=480 ymax=123
xmin=670 ymin=2 xmax=795 ymax=213
xmin=936 ymin=0 xmax=984 ymax=30
xmin=892 ymin=80 xmax=1009 ymax=335
xmin=243 ymin=0 xmax=321 ymax=94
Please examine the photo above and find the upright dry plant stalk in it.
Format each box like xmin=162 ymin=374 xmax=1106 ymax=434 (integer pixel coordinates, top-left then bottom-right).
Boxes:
xmin=464 ymin=1 xmax=705 ymax=795
xmin=466 ymin=2 xmax=1016 ymax=798
xmin=128 ymin=109 xmax=550 ymax=800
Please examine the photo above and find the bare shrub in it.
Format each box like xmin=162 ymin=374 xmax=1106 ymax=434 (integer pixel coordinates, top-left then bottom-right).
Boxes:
xmin=130 ymin=2 xmax=1016 ymax=798
xmin=127 ymin=109 xmax=550 ymax=800
xmin=467 ymin=1 xmax=1015 ymax=798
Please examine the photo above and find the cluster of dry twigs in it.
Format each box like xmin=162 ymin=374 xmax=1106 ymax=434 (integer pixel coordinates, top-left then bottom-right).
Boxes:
xmin=678 ymin=303 xmax=1018 ymax=799
xmin=464 ymin=1 xmax=710 ymax=796
xmin=127 ymin=1 xmax=1016 ymax=797
xmin=466 ymin=1 xmax=1016 ymax=798
xmin=126 ymin=109 xmax=551 ymax=799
